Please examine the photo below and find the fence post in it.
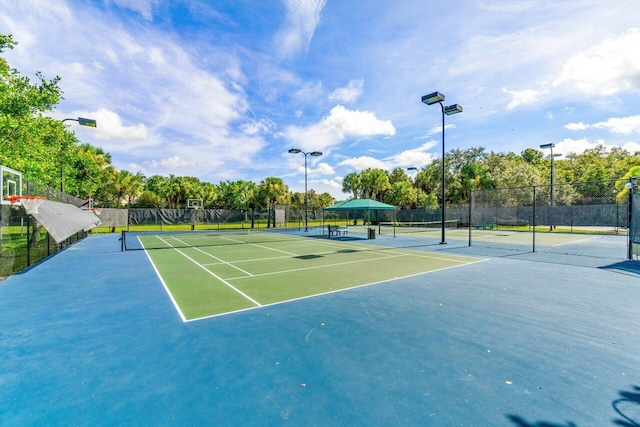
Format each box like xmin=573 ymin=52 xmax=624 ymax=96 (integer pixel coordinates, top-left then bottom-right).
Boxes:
xmin=532 ymin=186 xmax=536 ymax=253
xmin=26 ymin=214 xmax=31 ymax=266
xmin=468 ymin=193 xmax=472 ymax=247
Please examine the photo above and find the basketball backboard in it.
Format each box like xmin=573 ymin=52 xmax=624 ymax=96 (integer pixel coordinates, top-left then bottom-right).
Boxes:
xmin=1 ymin=165 xmax=22 ymax=205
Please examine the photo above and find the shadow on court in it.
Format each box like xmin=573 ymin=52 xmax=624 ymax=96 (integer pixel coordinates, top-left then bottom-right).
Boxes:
xmin=506 ymin=385 xmax=640 ymax=426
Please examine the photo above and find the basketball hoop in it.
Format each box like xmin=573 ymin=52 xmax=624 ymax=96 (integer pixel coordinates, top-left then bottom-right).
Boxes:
xmin=90 ymin=207 xmax=102 ymax=216
xmin=3 ymin=195 xmax=46 ymax=215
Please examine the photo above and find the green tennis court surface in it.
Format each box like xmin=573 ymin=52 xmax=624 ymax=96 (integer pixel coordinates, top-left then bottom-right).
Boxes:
xmin=142 ymin=234 xmax=484 ymax=321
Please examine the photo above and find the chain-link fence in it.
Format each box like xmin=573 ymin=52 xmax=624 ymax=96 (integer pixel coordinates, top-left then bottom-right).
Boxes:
xmin=470 ymin=179 xmax=632 ymax=260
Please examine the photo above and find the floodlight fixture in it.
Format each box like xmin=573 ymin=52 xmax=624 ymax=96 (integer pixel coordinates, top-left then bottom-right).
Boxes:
xmin=422 ymin=92 xmax=445 ymax=105
xmin=539 ymin=143 xmax=561 ymax=230
xmin=288 ymin=148 xmax=323 ymax=229
xmin=59 ymin=116 xmax=98 ymax=193
xmin=78 ymin=117 xmax=97 ymax=127
xmin=444 ymin=104 xmax=463 ymax=115
xmin=421 ymin=91 xmax=463 ymax=244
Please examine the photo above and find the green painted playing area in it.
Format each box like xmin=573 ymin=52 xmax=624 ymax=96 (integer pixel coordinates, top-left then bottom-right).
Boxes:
xmin=142 ymin=235 xmax=484 ymax=321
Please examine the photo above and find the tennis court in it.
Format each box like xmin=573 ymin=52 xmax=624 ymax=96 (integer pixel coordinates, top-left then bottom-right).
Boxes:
xmin=2 ymin=231 xmax=640 ymax=425
xmin=132 ymin=227 xmax=484 ymax=320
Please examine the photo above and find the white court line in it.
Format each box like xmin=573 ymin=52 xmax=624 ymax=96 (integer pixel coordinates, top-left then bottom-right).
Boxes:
xmin=270 ymin=237 xmax=482 ymax=264
xmin=547 ymin=235 xmax=599 ymax=247
xmin=186 ymin=258 xmax=489 ymax=322
xmin=225 ymin=247 xmax=475 ymax=280
xmin=156 ymin=236 xmax=261 ymax=308
xmin=225 ymin=253 xmax=410 ymax=280
xmin=142 ymin=246 xmax=188 ymax=322
xmin=171 ymin=237 xmax=254 ymax=277
xmin=250 ymin=242 xmax=299 ymax=256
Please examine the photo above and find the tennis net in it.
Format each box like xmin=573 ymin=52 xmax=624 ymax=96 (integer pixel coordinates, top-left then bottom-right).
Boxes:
xmin=377 ymin=220 xmax=459 ymax=237
xmin=121 ymin=225 xmax=329 ymax=251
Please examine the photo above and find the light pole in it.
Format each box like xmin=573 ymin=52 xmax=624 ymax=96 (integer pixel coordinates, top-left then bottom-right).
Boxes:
xmin=540 ymin=143 xmax=562 ymax=231
xmin=288 ymin=148 xmax=322 ymax=229
xmin=421 ymin=92 xmax=463 ymax=244
xmin=60 ymin=117 xmax=97 ymax=193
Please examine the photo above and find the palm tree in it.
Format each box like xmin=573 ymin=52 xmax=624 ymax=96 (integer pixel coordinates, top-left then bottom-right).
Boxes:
xmin=342 ymin=172 xmax=361 ymax=199
xmin=259 ymin=177 xmax=288 ymax=228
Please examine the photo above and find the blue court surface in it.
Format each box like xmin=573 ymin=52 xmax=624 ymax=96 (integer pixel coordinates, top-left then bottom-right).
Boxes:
xmin=1 ymin=233 xmax=640 ymax=426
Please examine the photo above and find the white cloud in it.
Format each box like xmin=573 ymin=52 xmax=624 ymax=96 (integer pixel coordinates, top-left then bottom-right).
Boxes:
xmin=622 ymin=141 xmax=640 ymax=153
xmin=274 ymin=0 xmax=327 ymax=58
xmin=312 ymin=162 xmax=335 ymax=175
xmin=64 ymin=108 xmax=149 ymax=143
xmin=503 ymin=87 xmax=545 ymax=109
xmin=329 ymin=79 xmax=364 ymax=103
xmin=565 ymin=115 xmax=640 ymax=134
xmin=565 ymin=122 xmax=589 ymax=131
xmin=592 ymin=115 xmax=640 ymax=135
xmin=338 ymin=156 xmax=387 ymax=171
xmin=553 ymin=138 xmax=640 ymax=156
xmin=424 ymin=123 xmax=455 ymax=137
xmin=284 ymin=105 xmax=396 ymax=151
xmin=322 ymin=105 xmax=396 ymax=138
xmin=147 ymin=156 xmax=198 ymax=169
xmin=384 ymin=141 xmax=437 ymax=169
xmin=548 ymin=137 xmax=606 ymax=156
xmin=553 ymin=28 xmax=640 ymax=95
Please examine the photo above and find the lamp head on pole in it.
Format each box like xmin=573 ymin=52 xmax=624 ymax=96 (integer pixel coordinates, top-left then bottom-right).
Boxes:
xmin=309 ymin=151 xmax=322 ymax=157
xmin=444 ymin=104 xmax=463 ymax=115
xmin=78 ymin=117 xmax=97 ymax=127
xmin=539 ymin=143 xmax=555 ymax=150
xmin=288 ymin=148 xmax=302 ymax=154
xmin=421 ymin=92 xmax=445 ymax=105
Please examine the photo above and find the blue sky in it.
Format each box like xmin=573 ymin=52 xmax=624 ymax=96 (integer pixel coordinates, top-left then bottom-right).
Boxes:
xmin=2 ymin=0 xmax=639 ymax=199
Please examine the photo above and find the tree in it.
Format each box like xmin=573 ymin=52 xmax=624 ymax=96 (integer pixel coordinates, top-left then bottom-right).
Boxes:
xmin=389 ymin=167 xmax=411 ymax=184
xmin=615 ymin=165 xmax=640 ymax=202
xmin=416 ymin=189 xmax=438 ymax=208
xmin=384 ymin=181 xmax=417 ymax=208
xmin=342 ymin=172 xmax=361 ymax=199
xmin=0 ymin=35 xmax=67 ymax=185
xmin=70 ymin=144 xmax=112 ymax=199
xmin=360 ymin=168 xmax=390 ymax=201
xmin=258 ymin=177 xmax=288 ymax=228
xmin=317 ymin=192 xmax=334 ymax=208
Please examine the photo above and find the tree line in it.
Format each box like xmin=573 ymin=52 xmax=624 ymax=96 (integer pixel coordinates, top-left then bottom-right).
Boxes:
xmin=347 ymin=146 xmax=640 ymax=208
xmin=2 ymin=34 xmax=638 ymax=214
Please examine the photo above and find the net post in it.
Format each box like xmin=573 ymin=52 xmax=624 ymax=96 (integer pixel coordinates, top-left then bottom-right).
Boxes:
xmin=121 ymin=230 xmax=125 ymax=251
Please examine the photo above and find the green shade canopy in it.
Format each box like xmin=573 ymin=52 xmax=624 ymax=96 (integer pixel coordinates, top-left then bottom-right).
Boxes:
xmin=324 ymin=198 xmax=396 ymax=211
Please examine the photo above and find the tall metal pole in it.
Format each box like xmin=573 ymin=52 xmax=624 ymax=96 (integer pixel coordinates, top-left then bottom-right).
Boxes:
xmin=288 ymin=148 xmax=322 ymax=231
xmin=304 ymin=153 xmax=308 ymax=229
xmin=60 ymin=117 xmax=97 ymax=194
xmin=422 ymin=92 xmax=462 ymax=245
xmin=550 ymin=145 xmax=555 ymax=232
xmin=440 ymin=104 xmax=446 ymax=244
